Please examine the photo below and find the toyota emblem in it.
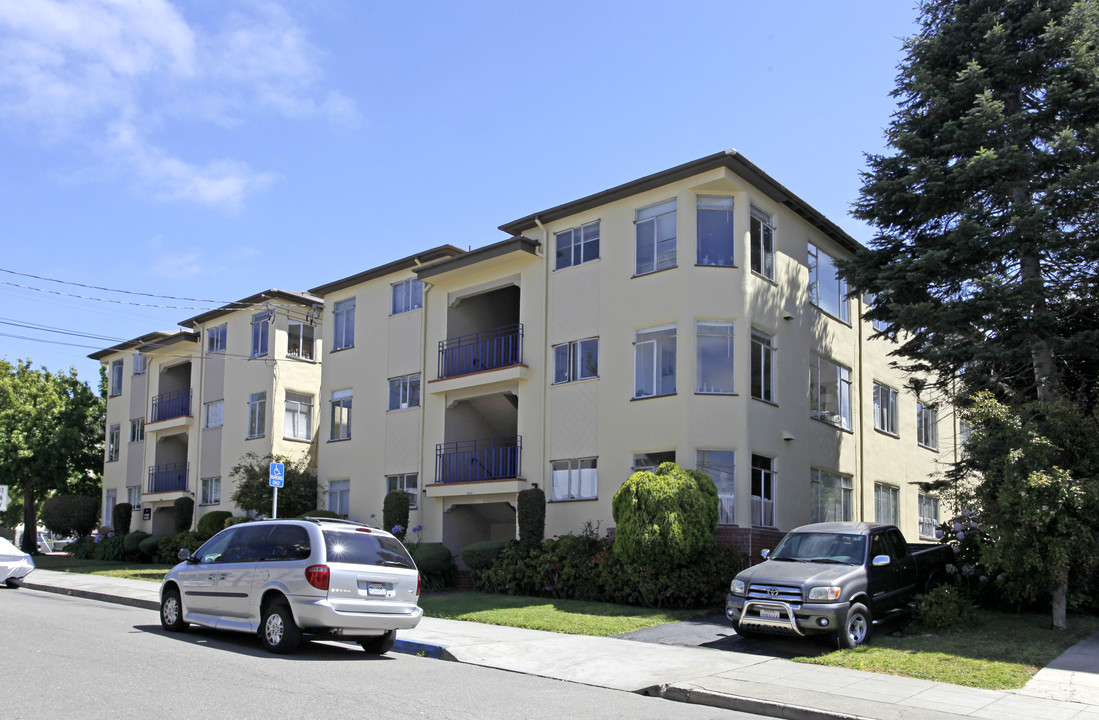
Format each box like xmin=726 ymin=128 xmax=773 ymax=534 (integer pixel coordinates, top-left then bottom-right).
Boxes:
xmin=768 ymin=587 xmax=779 ymax=597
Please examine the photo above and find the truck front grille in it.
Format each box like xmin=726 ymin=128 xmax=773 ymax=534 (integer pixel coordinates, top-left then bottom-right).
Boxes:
xmin=747 ymin=583 xmax=803 ymax=604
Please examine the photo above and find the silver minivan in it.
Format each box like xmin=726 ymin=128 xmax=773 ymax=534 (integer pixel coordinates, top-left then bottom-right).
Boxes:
xmin=160 ymin=518 xmax=422 ymax=654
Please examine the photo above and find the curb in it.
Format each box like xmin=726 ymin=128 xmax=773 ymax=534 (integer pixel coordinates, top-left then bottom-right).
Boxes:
xmin=22 ymin=580 xmax=160 ymax=611
xmin=392 ymin=638 xmax=449 ymax=659
xmin=656 ymin=685 xmax=872 ymax=720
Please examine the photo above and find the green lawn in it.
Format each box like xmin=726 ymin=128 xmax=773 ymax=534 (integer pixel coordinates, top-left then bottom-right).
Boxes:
xmin=34 ymin=555 xmax=173 ymax=581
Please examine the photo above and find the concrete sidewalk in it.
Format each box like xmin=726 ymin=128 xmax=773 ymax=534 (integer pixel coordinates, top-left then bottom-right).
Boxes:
xmin=18 ymin=569 xmax=1099 ymax=720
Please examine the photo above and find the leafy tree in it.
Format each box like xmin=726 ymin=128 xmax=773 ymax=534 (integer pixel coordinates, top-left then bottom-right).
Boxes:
xmin=0 ymin=360 xmax=104 ymax=553
xmin=841 ymin=0 xmax=1099 ymax=629
xmin=229 ymin=453 xmax=317 ymax=519
xmin=40 ymin=495 xmax=99 ymax=539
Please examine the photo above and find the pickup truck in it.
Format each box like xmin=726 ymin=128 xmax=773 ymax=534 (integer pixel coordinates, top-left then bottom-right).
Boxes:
xmin=725 ymin=522 xmax=953 ymax=648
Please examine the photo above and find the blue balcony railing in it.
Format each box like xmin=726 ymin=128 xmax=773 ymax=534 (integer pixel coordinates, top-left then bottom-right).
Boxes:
xmin=435 ymin=436 xmax=522 ymax=484
xmin=151 ymin=389 xmax=192 ymax=423
xmin=148 ymin=462 xmax=188 ymax=493
xmin=438 ymin=323 xmax=523 ymax=379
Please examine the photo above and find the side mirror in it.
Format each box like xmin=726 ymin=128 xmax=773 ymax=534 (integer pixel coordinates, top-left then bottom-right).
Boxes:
xmin=178 ymin=548 xmax=192 ymax=562
xmin=761 ymin=549 xmax=770 ymax=559
xmin=872 ymin=554 xmax=890 ymax=567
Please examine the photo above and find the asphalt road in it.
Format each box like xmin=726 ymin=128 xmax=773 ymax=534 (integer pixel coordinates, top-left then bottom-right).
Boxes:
xmin=1 ymin=588 xmax=771 ymax=720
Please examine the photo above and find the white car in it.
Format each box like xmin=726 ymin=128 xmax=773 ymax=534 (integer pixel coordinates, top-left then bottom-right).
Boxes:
xmin=160 ymin=518 xmax=422 ymax=654
xmin=0 ymin=537 xmax=35 ymax=588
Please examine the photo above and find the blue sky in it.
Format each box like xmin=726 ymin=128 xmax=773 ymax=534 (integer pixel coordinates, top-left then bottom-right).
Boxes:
xmin=0 ymin=0 xmax=919 ymax=384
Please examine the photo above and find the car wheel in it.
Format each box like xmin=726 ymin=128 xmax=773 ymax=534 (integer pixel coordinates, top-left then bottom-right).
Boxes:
xmin=260 ymin=601 xmax=302 ymax=654
xmin=160 ymin=587 xmax=188 ymax=632
xmin=835 ymin=603 xmax=871 ymax=649
xmin=359 ymin=630 xmax=396 ymax=655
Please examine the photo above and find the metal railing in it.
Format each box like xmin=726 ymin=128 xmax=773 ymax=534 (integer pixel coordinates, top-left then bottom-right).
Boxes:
xmin=435 ymin=436 xmax=522 ymax=484
xmin=148 ymin=462 xmax=188 ymax=493
xmin=438 ymin=323 xmax=523 ymax=378
xmin=151 ymin=389 xmax=192 ymax=423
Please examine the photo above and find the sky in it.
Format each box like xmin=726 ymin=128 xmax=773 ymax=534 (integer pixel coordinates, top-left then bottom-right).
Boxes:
xmin=0 ymin=0 xmax=921 ymax=385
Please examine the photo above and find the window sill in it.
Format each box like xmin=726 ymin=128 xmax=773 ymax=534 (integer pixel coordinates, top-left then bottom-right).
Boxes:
xmin=387 ymin=406 xmax=421 ymax=414
xmin=285 ymin=354 xmax=318 ymax=363
xmin=203 ymin=425 xmax=223 ymax=431
xmin=553 ymin=258 xmax=600 ymax=273
xmin=389 ymin=308 xmax=423 ymax=317
xmin=809 ymin=304 xmax=852 ymax=327
xmin=695 ymin=262 xmax=737 ymax=269
xmin=696 ymin=391 xmax=737 ymax=396
xmin=752 ymin=396 xmax=778 ymax=407
xmin=811 ymin=416 xmax=854 ymax=434
xmin=751 ymin=524 xmax=778 ymax=530
xmin=632 ymin=265 xmax=678 ymax=279
xmin=918 ymin=443 xmax=939 ymax=452
xmin=874 ymin=428 xmax=900 ymax=439
xmin=548 ymin=496 xmax=598 ymax=503
xmin=106 ymin=458 xmax=119 ymax=463
xmin=552 ymin=377 xmax=599 ymax=387
xmin=631 ymin=392 xmax=676 ymax=402
xmin=751 ymin=269 xmax=777 ymax=285
xmin=329 ymin=346 xmax=354 ymax=354
xmin=245 ymin=435 xmax=265 ymax=441
xmin=199 ymin=502 xmax=221 ymax=507
xmin=282 ymin=436 xmax=312 ymax=443
xmin=327 ymin=437 xmax=352 ymax=443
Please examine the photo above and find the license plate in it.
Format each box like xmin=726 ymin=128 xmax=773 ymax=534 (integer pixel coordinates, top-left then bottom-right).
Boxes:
xmin=366 ymin=583 xmax=387 ymax=597
xmin=760 ymin=608 xmax=781 ymax=620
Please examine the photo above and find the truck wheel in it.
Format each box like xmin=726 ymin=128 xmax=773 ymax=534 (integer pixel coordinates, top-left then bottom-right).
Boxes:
xmin=836 ymin=603 xmax=871 ymax=649
xmin=359 ymin=630 xmax=396 ymax=654
xmin=260 ymin=601 xmax=302 ymax=654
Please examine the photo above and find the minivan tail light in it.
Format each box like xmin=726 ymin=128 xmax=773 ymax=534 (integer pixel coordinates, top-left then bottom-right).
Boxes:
xmin=305 ymin=564 xmax=330 ymax=590
xmin=417 ymin=573 xmax=422 ymax=596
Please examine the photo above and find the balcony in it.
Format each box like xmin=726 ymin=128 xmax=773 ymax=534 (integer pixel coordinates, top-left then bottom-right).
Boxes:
xmin=151 ymin=389 xmax=192 ymax=423
xmin=148 ymin=462 xmax=188 ymax=493
xmin=438 ymin=324 xmax=523 ymax=379
xmin=435 ymin=436 xmax=522 ymax=484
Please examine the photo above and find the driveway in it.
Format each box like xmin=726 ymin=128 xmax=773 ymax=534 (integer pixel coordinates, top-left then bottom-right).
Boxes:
xmin=616 ymin=613 xmax=831 ymax=659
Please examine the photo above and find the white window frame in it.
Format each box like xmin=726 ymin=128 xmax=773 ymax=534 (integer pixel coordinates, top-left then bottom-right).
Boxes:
xmin=109 ymin=359 xmax=124 ymax=397
xmin=330 ymin=389 xmax=352 ymax=440
xmin=808 ymin=243 xmax=850 ymax=322
xmin=696 ymin=195 xmax=734 ymax=267
xmin=388 ymin=374 xmax=421 ymax=411
xmin=696 ymin=321 xmax=734 ymax=394
xmin=697 ymin=449 xmax=735 ymax=525
xmin=810 ymin=354 xmax=852 ymax=430
xmin=332 ymin=298 xmax=355 ymax=351
xmin=554 ymin=220 xmax=600 ymax=270
xmin=284 ymin=392 xmax=313 ymax=441
xmin=750 ymin=206 xmax=775 ymax=280
xmin=873 ymin=382 xmax=899 ymax=435
xmin=129 ymin=418 xmax=145 ymax=444
xmin=633 ymin=324 xmax=676 ymax=398
xmin=550 ymin=458 xmax=597 ymax=501
xmin=875 ymin=483 xmax=900 ymax=525
xmin=918 ymin=494 xmax=940 ymax=539
xmin=751 ymin=454 xmax=775 ymax=527
xmin=751 ymin=331 xmax=775 ymax=403
xmin=200 ymin=476 xmax=221 ymax=506
xmin=107 ymin=424 xmax=120 ymax=462
xmin=132 ymin=353 xmax=147 ymax=376
xmin=635 ymin=198 xmax=677 ymax=275
xmin=126 ymin=485 xmax=141 ymax=508
xmin=327 ymin=479 xmax=350 ymax=516
xmin=386 ymin=473 xmax=419 ymax=510
xmin=917 ymin=402 xmax=939 ymax=450
xmin=391 ymin=278 xmax=424 ymax=315
xmin=632 ymin=451 xmax=675 ymax=473
xmin=251 ymin=310 xmax=270 ymax=358
xmin=247 ymin=391 xmax=266 ymax=439
xmin=203 ymin=400 xmax=224 ymax=429
xmin=287 ymin=321 xmax=315 ymax=360
xmin=810 ymin=469 xmax=853 ymax=523
xmin=207 ymin=323 xmax=227 ymax=353
xmin=552 ymin=337 xmax=598 ymax=384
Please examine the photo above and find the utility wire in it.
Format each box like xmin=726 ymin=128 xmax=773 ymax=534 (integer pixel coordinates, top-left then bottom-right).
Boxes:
xmin=0 ymin=267 xmax=235 ymax=303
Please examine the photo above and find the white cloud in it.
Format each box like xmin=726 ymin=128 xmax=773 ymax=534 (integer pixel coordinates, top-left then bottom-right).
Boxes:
xmin=147 ymin=235 xmax=203 ymax=279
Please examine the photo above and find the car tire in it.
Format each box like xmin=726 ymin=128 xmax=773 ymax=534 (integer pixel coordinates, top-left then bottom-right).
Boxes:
xmin=160 ymin=587 xmax=188 ymax=632
xmin=835 ymin=603 xmax=871 ymax=649
xmin=359 ymin=630 xmax=396 ymax=655
xmin=260 ymin=601 xmax=302 ymax=654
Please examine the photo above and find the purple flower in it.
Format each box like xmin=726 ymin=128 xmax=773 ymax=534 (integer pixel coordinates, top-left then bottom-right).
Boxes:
xmin=962 ymin=565 xmax=974 ymax=576
xmin=956 ymin=531 xmax=965 ymax=541
xmin=107 ymin=532 xmax=115 ymax=538
xmin=411 ymin=525 xmax=422 ymax=534
xmin=391 ymin=524 xmax=404 ymax=534
xmin=934 ymin=529 xmax=943 ymax=539
xmin=997 ymin=573 xmax=1007 ymax=582
xmin=979 ymin=576 xmax=988 ymax=583
xmin=953 ymin=522 xmax=962 ymax=532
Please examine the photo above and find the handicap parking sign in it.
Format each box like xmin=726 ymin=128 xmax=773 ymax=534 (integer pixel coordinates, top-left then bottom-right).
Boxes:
xmin=269 ymin=462 xmax=285 ymax=488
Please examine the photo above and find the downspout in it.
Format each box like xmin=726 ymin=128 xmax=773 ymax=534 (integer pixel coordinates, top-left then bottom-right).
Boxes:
xmin=535 ymin=216 xmax=550 ymax=534
xmin=857 ymin=295 xmax=867 ymax=522
xmin=416 ymin=262 xmax=431 ymax=537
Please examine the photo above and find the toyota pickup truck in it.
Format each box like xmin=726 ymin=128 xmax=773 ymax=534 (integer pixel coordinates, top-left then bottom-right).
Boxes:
xmin=725 ymin=522 xmax=953 ymax=648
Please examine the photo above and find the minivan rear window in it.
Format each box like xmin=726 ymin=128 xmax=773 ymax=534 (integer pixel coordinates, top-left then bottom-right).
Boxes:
xmin=322 ymin=530 xmax=415 ymax=568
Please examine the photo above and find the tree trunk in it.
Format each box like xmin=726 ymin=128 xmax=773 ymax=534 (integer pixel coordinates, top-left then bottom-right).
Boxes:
xmin=1051 ymin=568 xmax=1068 ymax=630
xmin=20 ymin=477 xmax=35 ymax=554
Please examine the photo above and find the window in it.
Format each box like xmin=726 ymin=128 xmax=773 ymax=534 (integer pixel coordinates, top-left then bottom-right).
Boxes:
xmin=107 ymin=424 xmax=120 ymax=462
xmin=327 ymin=479 xmax=350 ymax=516
xmin=810 ymin=354 xmax=852 ymax=430
xmin=284 ymin=392 xmax=313 ymax=441
xmin=332 ymin=298 xmax=355 ymax=351
xmin=330 ymin=389 xmax=352 ymax=440
xmin=696 ymin=322 xmax=734 ymax=394
xmin=129 ymin=418 xmax=145 ymax=443
xmin=132 ymin=353 xmax=147 ymax=376
xmin=247 ymin=391 xmax=266 ymax=439
xmin=391 ymin=278 xmax=424 ymax=315
xmin=634 ymin=324 xmax=676 ymax=398
xmin=251 ymin=311 xmax=270 ymax=357
xmin=386 ymin=473 xmax=419 ymax=510
xmin=126 ymin=485 xmax=140 ymax=508
xmin=808 ymin=243 xmax=849 ymax=322
xmin=635 ymin=198 xmax=676 ymax=275
xmin=207 ymin=323 xmax=227 ymax=353
xmin=632 ymin=451 xmax=675 ymax=473
xmin=875 ymin=483 xmax=900 ymax=525
xmin=810 ymin=469 xmax=853 ymax=523
xmin=918 ymin=495 xmax=940 ymax=539
xmin=201 ymin=477 xmax=221 ymax=506
xmin=697 ymin=195 xmax=734 ymax=266
xmin=917 ymin=402 xmax=938 ymax=450
xmin=751 ymin=331 xmax=775 ymax=402
xmin=109 ymin=359 xmax=123 ymax=397
xmin=873 ymin=383 xmax=899 ymax=435
xmin=697 ymin=450 xmax=735 ymax=525
xmin=750 ymin=207 xmax=775 ymax=280
xmin=553 ymin=338 xmax=598 ymax=384
xmin=104 ymin=490 xmax=116 ymax=529
xmin=751 ymin=454 xmax=775 ymax=527
xmin=287 ymin=321 xmax=315 ymax=360
xmin=550 ymin=458 xmax=597 ymax=501
xmin=203 ymin=400 xmax=224 ymax=429
xmin=555 ymin=221 xmax=599 ymax=270
xmin=388 ymin=374 xmax=421 ymax=411
xmin=865 ymin=294 xmax=892 ymax=333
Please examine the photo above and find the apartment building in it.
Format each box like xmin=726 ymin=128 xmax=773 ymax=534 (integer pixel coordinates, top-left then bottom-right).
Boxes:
xmin=91 ymin=290 xmax=323 ymax=534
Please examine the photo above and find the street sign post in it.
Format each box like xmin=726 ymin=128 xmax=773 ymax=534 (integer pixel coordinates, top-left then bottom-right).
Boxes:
xmin=0 ymin=485 xmax=9 ymax=513
xmin=269 ymin=462 xmax=285 ymax=519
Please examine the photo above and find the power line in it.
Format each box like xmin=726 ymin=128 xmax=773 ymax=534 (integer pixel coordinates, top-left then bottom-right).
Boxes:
xmin=0 ymin=267 xmax=235 ymax=303
xmin=0 ymin=280 xmax=220 ymax=309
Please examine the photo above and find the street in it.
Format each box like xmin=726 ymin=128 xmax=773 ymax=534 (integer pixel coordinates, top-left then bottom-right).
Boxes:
xmin=0 ymin=588 xmax=769 ymax=720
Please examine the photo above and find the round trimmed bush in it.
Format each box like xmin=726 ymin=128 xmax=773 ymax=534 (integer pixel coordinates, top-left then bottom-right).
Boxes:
xmin=410 ymin=543 xmax=456 ymax=591
xmin=139 ymin=534 xmax=166 ymax=562
xmin=123 ymin=530 xmax=151 ymax=560
xmin=41 ymin=495 xmax=99 ymax=538
xmin=197 ymin=511 xmax=233 ymax=539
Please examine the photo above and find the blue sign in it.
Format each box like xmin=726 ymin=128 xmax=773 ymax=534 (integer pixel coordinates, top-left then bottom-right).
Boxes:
xmin=269 ymin=462 xmax=285 ymax=488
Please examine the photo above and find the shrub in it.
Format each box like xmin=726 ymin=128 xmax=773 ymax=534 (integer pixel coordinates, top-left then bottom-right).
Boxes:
xmin=158 ymin=531 xmax=204 ymax=563
xmin=461 ymin=540 xmax=509 ymax=571
xmin=223 ymin=516 xmax=252 ymax=528
xmin=41 ymin=495 xmax=99 ymax=538
xmin=611 ymin=462 xmax=718 ymax=569
xmin=383 ymin=490 xmax=410 ymax=541
xmin=65 ymin=535 xmax=97 ymax=559
xmin=299 ymin=509 xmax=343 ymax=519
xmin=410 ymin=543 xmax=456 ymax=592
xmin=174 ymin=497 xmax=194 ymax=533
xmin=113 ymin=503 xmax=133 ymax=534
xmin=914 ymin=584 xmax=969 ymax=629
xmin=139 ymin=534 xmax=166 ymax=562
xmin=123 ymin=531 xmax=151 ymax=561
xmin=517 ymin=487 xmax=545 ymax=547
xmin=229 ymin=452 xmax=318 ymax=518
xmin=197 ymin=511 xmax=233 ymax=539
xmin=94 ymin=533 xmax=127 ymax=562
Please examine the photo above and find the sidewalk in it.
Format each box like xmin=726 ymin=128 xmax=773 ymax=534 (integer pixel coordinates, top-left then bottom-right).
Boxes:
xmin=19 ymin=569 xmax=1099 ymax=720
